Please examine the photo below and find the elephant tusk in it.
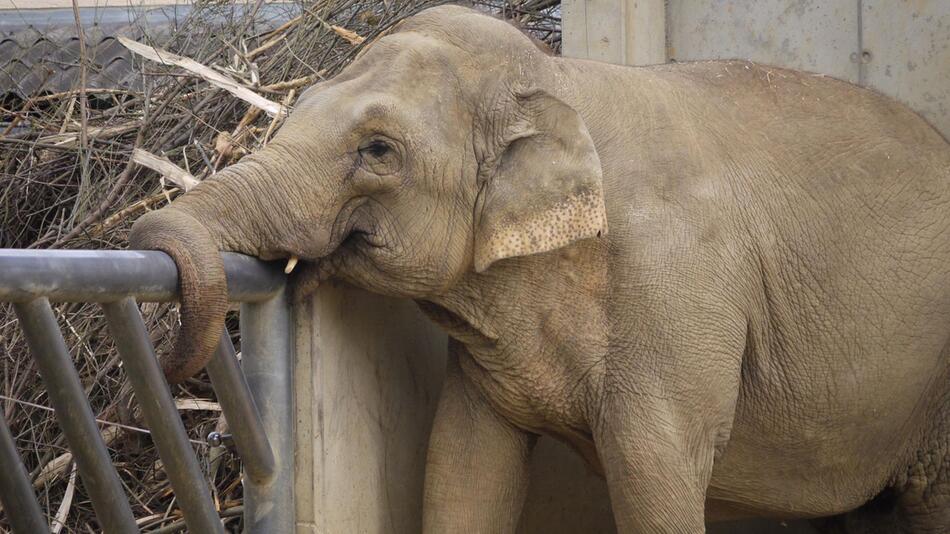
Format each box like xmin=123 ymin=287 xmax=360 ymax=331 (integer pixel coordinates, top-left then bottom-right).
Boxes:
xmin=284 ymin=256 xmax=299 ymax=274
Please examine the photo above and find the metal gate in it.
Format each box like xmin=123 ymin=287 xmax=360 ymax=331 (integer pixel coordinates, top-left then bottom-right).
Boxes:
xmin=0 ymin=249 xmax=293 ymax=533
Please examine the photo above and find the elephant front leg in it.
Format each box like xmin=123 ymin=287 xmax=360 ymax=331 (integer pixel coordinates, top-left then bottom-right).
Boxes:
xmin=594 ymin=339 xmax=744 ymax=532
xmin=595 ymin=396 xmax=715 ymax=533
xmin=423 ymin=340 xmax=536 ymax=533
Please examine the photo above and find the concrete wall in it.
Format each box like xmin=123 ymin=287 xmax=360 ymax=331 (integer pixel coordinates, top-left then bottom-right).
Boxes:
xmin=563 ymin=0 xmax=950 ymax=138
xmin=293 ymin=284 xmax=445 ymax=533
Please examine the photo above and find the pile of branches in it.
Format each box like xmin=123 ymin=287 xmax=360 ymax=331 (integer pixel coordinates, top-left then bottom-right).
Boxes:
xmin=0 ymin=0 xmax=559 ymax=531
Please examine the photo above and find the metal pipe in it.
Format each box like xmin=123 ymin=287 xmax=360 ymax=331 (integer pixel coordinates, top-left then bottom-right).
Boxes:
xmin=0 ymin=409 xmax=49 ymax=534
xmin=205 ymin=330 xmax=276 ymax=485
xmin=241 ymin=291 xmax=294 ymax=533
xmin=101 ymin=297 xmax=225 ymax=534
xmin=13 ymin=298 xmax=138 ymax=534
xmin=0 ymin=250 xmax=283 ymax=303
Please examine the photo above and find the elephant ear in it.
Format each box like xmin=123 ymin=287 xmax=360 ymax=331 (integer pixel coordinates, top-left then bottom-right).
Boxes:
xmin=473 ymin=89 xmax=608 ymax=272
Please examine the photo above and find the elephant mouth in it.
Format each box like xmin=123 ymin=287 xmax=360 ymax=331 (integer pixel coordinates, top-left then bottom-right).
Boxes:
xmin=279 ymin=198 xmax=385 ymax=289
xmin=281 ymin=228 xmax=382 ymax=302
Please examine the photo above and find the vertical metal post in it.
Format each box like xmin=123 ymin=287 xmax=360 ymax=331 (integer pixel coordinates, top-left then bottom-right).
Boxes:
xmin=241 ymin=289 xmax=294 ymax=534
xmin=102 ymin=297 xmax=225 ymax=534
xmin=206 ymin=331 xmax=276 ymax=485
xmin=0 ymin=409 xmax=48 ymax=534
xmin=13 ymin=298 xmax=138 ymax=534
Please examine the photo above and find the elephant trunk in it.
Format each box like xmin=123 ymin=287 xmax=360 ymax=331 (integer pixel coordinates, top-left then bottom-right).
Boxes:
xmin=128 ymin=154 xmax=286 ymax=383
xmin=129 ymin=207 xmax=227 ymax=384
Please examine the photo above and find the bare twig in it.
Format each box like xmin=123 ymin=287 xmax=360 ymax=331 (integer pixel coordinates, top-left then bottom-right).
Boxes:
xmin=35 ymin=128 xmax=147 ymax=249
xmin=40 ymin=122 xmax=144 ymax=149
xmin=119 ymin=37 xmax=288 ymax=118
xmin=70 ymin=0 xmax=92 ymax=228
xmin=246 ymin=14 xmax=303 ymax=60
xmin=305 ymin=8 xmax=367 ymax=45
xmin=91 ymin=190 xmax=179 ymax=236
xmin=260 ymin=73 xmax=323 ymax=92
xmin=263 ymin=89 xmax=296 ymax=145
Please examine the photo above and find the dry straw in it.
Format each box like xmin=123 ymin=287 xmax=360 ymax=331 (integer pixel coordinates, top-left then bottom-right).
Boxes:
xmin=0 ymin=0 xmax=559 ymax=531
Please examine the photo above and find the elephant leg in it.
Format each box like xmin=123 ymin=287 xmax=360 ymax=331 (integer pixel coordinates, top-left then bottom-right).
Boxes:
xmin=593 ymin=304 xmax=745 ymax=533
xmin=594 ymin=394 xmax=717 ymax=534
xmin=422 ymin=339 xmax=536 ymax=534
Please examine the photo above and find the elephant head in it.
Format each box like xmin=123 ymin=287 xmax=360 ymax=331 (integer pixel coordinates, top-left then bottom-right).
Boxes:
xmin=130 ymin=5 xmax=608 ymax=383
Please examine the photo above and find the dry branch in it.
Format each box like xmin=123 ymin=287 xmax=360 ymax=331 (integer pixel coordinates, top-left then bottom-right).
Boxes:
xmin=246 ymin=14 xmax=303 ymax=60
xmin=50 ymin=465 xmax=77 ymax=534
xmin=330 ymin=24 xmax=366 ymax=45
xmin=118 ymin=37 xmax=288 ymax=118
xmin=34 ymin=426 xmax=123 ymax=488
xmin=260 ymin=73 xmax=324 ymax=92
xmin=132 ymin=149 xmax=200 ymax=192
xmin=40 ymin=122 xmax=143 ymax=148
xmin=91 ymin=190 xmax=178 ymax=236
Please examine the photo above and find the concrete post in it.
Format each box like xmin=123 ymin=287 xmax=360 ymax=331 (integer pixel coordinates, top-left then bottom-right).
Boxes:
xmin=562 ymin=0 xmax=666 ymax=65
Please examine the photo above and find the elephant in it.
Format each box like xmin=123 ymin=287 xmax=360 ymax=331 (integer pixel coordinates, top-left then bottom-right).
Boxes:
xmin=128 ymin=5 xmax=950 ymax=533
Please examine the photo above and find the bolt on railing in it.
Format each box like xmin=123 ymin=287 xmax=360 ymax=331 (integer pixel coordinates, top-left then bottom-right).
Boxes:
xmin=0 ymin=249 xmax=293 ymax=534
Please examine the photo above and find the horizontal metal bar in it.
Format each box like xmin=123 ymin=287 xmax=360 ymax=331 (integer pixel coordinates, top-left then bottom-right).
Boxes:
xmin=241 ymin=292 xmax=294 ymax=534
xmin=0 ymin=409 xmax=49 ymax=534
xmin=102 ymin=297 xmax=225 ymax=534
xmin=0 ymin=250 xmax=283 ymax=303
xmin=13 ymin=298 xmax=138 ymax=534
xmin=205 ymin=331 xmax=276 ymax=485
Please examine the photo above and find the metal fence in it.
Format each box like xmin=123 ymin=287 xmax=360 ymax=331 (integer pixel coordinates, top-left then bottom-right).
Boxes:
xmin=0 ymin=249 xmax=294 ymax=534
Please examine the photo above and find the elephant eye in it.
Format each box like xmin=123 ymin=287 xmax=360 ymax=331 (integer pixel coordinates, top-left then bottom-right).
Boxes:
xmin=357 ymin=137 xmax=401 ymax=175
xmin=360 ymin=140 xmax=390 ymax=158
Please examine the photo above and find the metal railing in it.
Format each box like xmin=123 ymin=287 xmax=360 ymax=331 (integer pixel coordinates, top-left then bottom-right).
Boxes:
xmin=0 ymin=249 xmax=294 ymax=534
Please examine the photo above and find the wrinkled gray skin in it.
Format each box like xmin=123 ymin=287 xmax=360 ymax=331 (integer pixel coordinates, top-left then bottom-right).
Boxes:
xmin=129 ymin=6 xmax=950 ymax=533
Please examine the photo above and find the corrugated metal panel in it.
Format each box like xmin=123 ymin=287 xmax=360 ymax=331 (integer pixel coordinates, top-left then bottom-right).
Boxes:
xmin=0 ymin=20 xmax=157 ymax=101
xmin=0 ymin=4 xmax=292 ymax=108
